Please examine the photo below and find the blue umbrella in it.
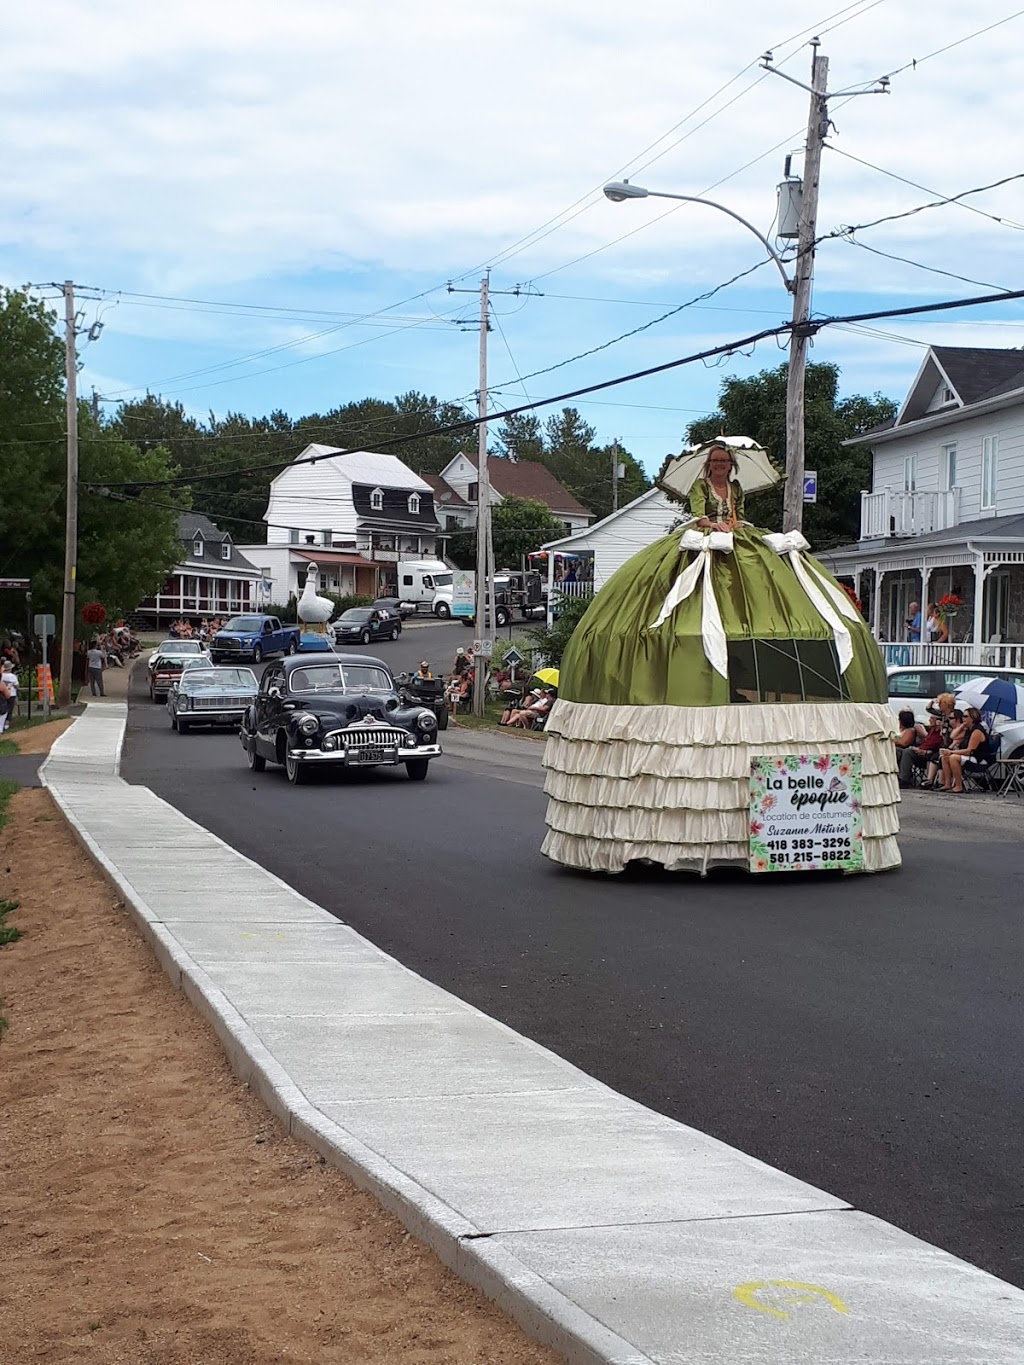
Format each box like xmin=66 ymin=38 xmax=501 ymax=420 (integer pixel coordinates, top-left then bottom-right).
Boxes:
xmin=954 ymin=677 xmax=1024 ymax=720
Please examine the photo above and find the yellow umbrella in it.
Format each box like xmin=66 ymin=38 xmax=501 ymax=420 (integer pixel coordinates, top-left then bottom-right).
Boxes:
xmin=533 ymin=667 xmax=560 ymax=688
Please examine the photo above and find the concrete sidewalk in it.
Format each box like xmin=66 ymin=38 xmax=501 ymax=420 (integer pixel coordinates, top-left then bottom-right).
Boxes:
xmin=42 ymin=706 xmax=1024 ymax=1364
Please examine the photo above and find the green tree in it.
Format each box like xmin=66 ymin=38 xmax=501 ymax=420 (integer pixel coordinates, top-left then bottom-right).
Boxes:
xmin=496 ymin=412 xmax=545 ymax=462
xmin=448 ymin=496 xmax=566 ymax=569
xmin=686 ymin=362 xmax=897 ymax=548
xmin=528 ymin=592 xmax=594 ymax=667
xmin=0 ymin=289 xmax=182 ymax=638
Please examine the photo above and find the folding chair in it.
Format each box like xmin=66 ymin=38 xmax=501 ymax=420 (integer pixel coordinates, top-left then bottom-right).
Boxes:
xmin=962 ymin=733 xmax=1001 ymax=793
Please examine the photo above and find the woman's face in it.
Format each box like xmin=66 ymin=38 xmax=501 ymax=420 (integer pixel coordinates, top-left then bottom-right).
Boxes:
xmin=708 ymin=449 xmax=733 ymax=479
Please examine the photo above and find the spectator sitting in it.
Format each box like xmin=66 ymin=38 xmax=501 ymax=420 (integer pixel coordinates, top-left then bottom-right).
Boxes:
xmin=452 ymin=647 xmax=471 ymax=677
xmin=913 ymin=715 xmax=946 ymax=788
xmin=938 ymin=706 xmax=991 ymax=793
xmin=894 ymin=709 xmax=925 ymax=788
xmin=499 ymin=687 xmax=554 ymax=729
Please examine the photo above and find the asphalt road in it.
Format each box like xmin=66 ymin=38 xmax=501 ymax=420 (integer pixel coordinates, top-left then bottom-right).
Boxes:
xmin=121 ymin=629 xmax=1024 ymax=1288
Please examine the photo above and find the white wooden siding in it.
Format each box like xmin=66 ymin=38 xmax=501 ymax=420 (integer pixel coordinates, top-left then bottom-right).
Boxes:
xmin=264 ymin=455 xmax=358 ymax=545
xmin=871 ymin=407 xmax=1024 ymax=524
xmin=544 ymin=490 xmax=680 ymax=590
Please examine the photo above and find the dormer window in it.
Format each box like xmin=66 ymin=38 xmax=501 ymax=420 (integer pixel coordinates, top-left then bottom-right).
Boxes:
xmin=370 ymin=487 xmax=384 ymax=512
xmin=941 ymin=386 xmax=955 ymax=404
xmin=408 ymin=493 xmax=421 ymax=515
xmin=221 ymin=542 xmax=231 ymax=561
xmin=193 ymin=538 xmax=204 ymax=557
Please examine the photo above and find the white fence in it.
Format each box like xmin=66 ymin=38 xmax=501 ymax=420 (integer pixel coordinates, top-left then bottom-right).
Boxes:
xmin=881 ymin=641 xmax=1024 ymax=670
xmin=861 ymin=488 xmax=961 ymax=539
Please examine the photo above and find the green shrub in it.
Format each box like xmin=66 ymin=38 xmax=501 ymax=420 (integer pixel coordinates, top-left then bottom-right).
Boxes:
xmin=528 ymin=591 xmax=593 ymax=667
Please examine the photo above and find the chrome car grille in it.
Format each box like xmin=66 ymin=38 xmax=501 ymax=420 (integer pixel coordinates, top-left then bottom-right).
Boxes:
xmin=341 ymin=726 xmax=407 ymax=747
xmin=190 ymin=694 xmax=248 ymax=710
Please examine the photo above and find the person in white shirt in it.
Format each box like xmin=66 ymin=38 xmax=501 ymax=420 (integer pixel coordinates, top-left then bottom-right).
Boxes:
xmin=86 ymin=642 xmax=106 ymax=697
xmin=0 ymin=664 xmax=18 ymax=733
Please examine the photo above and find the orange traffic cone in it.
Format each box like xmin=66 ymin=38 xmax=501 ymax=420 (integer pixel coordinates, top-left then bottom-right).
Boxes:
xmin=35 ymin=664 xmax=54 ymax=706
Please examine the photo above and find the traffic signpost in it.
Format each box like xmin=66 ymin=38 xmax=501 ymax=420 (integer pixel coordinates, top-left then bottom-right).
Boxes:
xmin=803 ymin=471 xmax=818 ymax=503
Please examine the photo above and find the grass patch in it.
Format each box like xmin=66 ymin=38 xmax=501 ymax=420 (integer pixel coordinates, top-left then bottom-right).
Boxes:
xmin=0 ymin=739 xmax=15 ymax=756
xmin=7 ymin=713 xmax=67 ymax=734
xmin=0 ymin=898 xmax=21 ymax=946
xmin=0 ymin=778 xmax=18 ymax=832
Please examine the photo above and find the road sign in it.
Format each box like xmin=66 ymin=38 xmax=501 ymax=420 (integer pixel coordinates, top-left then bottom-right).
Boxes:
xmin=478 ymin=639 xmax=494 ymax=658
xmin=33 ymin=613 xmax=56 ymax=638
xmin=504 ymin=647 xmax=524 ymax=668
xmin=0 ymin=577 xmax=30 ymax=590
xmin=803 ymin=471 xmax=818 ymax=503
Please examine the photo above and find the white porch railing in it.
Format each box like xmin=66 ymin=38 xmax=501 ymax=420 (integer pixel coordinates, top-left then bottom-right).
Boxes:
xmin=880 ymin=641 xmax=1024 ymax=670
xmin=860 ymin=488 xmax=962 ymax=539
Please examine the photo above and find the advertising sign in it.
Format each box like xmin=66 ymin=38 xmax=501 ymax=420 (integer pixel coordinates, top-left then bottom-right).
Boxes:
xmin=452 ymin=570 xmax=475 ymax=619
xmin=749 ymin=754 xmax=864 ymax=873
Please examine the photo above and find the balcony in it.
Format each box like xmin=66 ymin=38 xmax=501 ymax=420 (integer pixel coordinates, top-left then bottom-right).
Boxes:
xmin=860 ymin=488 xmax=962 ymax=540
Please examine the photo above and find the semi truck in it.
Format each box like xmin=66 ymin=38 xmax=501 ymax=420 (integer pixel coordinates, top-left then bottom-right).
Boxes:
xmin=396 ymin=560 xmax=454 ymax=617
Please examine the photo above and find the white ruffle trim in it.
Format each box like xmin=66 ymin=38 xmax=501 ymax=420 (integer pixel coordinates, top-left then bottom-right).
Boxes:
xmin=542 ymin=700 xmax=901 ymax=876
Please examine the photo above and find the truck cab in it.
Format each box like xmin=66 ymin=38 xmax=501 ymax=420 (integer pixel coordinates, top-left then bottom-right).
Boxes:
xmin=209 ymin=614 xmax=301 ymax=664
xmin=397 ymin=560 xmax=455 ymax=618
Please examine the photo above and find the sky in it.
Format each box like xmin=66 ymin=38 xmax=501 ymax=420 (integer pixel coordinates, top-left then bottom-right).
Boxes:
xmin=4 ymin=0 xmax=1024 ymax=477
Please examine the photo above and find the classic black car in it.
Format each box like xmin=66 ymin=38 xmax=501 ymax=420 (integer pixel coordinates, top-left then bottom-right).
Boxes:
xmin=332 ymin=607 xmax=402 ymax=646
xmin=169 ymin=666 xmax=258 ymax=733
xmin=239 ymin=654 xmax=440 ymax=784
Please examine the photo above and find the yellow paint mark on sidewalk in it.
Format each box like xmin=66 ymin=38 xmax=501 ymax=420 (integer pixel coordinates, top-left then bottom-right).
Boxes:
xmin=733 ymin=1280 xmax=850 ymax=1321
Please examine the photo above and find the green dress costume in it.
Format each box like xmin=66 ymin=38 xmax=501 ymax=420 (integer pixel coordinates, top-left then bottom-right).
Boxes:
xmin=541 ymin=474 xmax=900 ymax=875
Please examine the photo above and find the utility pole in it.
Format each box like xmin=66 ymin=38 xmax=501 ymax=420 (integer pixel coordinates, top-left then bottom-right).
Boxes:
xmin=762 ymin=43 xmax=888 ymax=532
xmin=783 ymin=43 xmax=827 ymax=534
xmin=59 ymin=280 xmax=79 ymax=709
xmin=91 ymin=387 xmax=101 ymax=424
xmin=611 ymin=440 xmax=623 ymax=513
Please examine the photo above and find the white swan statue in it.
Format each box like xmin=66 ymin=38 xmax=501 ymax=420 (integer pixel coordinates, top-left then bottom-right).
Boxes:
xmin=297 ymin=562 xmax=335 ymax=626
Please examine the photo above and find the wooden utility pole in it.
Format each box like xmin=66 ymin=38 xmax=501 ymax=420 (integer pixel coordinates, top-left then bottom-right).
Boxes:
xmin=472 ymin=272 xmax=492 ymax=716
xmin=783 ymin=44 xmax=828 ymax=534
xmin=58 ymin=280 xmax=79 ymax=708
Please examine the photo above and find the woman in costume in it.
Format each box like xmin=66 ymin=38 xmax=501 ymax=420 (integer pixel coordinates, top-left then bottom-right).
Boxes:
xmin=541 ymin=438 xmax=901 ymax=876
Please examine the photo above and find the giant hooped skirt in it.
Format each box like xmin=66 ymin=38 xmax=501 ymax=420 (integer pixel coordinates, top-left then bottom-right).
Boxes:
xmin=541 ymin=700 xmax=901 ymax=875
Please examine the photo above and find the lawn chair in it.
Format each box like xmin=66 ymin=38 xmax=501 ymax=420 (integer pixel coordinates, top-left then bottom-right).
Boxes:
xmin=962 ymin=731 xmax=1002 ymax=792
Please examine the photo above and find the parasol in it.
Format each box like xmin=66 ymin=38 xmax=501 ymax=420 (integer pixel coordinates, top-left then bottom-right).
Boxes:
xmin=657 ymin=436 xmax=781 ymax=499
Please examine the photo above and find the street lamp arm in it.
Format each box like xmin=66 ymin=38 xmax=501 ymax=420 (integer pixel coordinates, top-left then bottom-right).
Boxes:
xmin=603 ymin=183 xmax=794 ymax=291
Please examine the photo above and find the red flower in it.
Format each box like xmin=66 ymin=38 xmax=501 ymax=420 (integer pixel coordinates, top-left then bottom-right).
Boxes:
xmin=750 ymin=820 xmax=763 ymax=835
xmin=81 ymin=602 xmax=107 ymax=625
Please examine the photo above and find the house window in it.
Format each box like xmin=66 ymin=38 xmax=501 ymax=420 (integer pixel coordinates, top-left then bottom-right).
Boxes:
xmin=322 ymin=529 xmax=333 ymax=545
xmin=942 ymin=386 xmax=955 ymax=404
xmin=446 ymin=515 xmax=460 ymax=531
xmin=941 ymin=443 xmax=957 ymax=491
xmin=903 ymin=455 xmax=917 ymax=493
xmin=983 ymin=571 xmax=1010 ymax=642
xmin=982 ymin=436 xmax=999 ymax=509
xmin=408 ymin=493 xmax=420 ymax=515
xmin=221 ymin=542 xmax=231 ymax=561
xmin=467 ymin=482 xmax=478 ymax=502
xmin=370 ymin=488 xmax=384 ymax=511
xmin=193 ymin=538 xmax=204 ymax=557
xmin=289 ymin=529 xmax=299 ymax=545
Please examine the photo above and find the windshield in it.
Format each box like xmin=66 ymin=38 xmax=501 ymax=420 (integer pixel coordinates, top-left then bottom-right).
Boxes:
xmin=159 ymin=640 xmax=203 ymax=653
xmin=185 ymin=669 xmax=256 ymax=690
xmin=433 ymin=573 xmax=453 ymax=588
xmin=340 ymin=609 xmax=371 ymax=622
xmin=155 ymin=653 xmax=195 ymax=666
xmin=341 ymin=665 xmax=393 ymax=692
xmin=222 ymin=616 xmax=265 ymax=632
xmin=288 ymin=663 xmax=392 ymax=694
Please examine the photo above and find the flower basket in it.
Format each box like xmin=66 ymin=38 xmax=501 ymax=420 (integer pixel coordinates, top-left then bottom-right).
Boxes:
xmin=81 ymin=602 xmax=107 ymax=626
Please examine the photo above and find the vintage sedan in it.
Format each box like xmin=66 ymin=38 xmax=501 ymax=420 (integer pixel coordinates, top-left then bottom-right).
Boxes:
xmin=148 ymin=643 xmax=209 ymax=701
xmin=239 ymin=655 xmax=440 ymax=784
xmin=331 ymin=607 xmax=402 ymax=646
xmin=169 ymin=666 xmax=258 ymax=733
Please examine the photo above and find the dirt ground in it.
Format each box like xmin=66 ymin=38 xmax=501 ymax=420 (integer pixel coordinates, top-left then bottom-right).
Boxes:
xmin=0 ymin=775 xmax=560 ymax=1364
xmin=6 ymin=716 xmax=72 ymax=753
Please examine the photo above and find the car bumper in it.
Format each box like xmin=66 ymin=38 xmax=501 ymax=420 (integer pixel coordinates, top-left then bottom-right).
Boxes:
xmin=212 ymin=645 xmax=256 ymax=658
xmin=287 ymin=743 xmax=442 ymax=765
xmin=177 ymin=708 xmax=249 ymax=723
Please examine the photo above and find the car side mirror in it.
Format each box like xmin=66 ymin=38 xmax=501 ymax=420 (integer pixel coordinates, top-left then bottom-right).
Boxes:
xmin=268 ymin=685 xmax=282 ymax=699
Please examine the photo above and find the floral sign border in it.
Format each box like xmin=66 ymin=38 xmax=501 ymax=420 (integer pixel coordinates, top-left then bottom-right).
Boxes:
xmin=749 ymin=753 xmax=864 ymax=874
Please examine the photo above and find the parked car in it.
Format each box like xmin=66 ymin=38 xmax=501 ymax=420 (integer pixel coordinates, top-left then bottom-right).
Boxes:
xmin=372 ymin=596 xmax=415 ymax=620
xmin=887 ymin=663 xmax=1024 ymax=759
xmin=169 ymin=667 xmax=258 ymax=733
xmin=332 ymin=607 xmax=402 ymax=646
xmin=209 ymin=614 xmax=301 ymax=664
xmin=239 ymin=654 xmax=440 ymax=784
xmin=166 ymin=653 xmax=219 ymax=705
xmin=148 ymin=644 xmax=209 ymax=701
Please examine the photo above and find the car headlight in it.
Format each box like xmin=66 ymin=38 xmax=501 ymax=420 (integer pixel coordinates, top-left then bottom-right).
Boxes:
xmin=416 ymin=713 xmax=437 ymax=732
xmin=179 ymin=695 xmax=191 ymax=710
xmin=322 ymin=734 xmax=337 ymax=750
xmin=298 ymin=714 xmax=320 ymax=736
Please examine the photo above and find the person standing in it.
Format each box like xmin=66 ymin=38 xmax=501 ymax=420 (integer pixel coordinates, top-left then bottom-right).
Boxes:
xmin=906 ymin=601 xmax=922 ymax=643
xmin=86 ymin=640 xmax=106 ymax=697
xmin=0 ymin=663 xmax=16 ymax=733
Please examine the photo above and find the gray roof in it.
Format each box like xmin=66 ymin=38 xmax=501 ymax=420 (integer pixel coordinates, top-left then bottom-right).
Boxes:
xmin=827 ymin=511 xmax=1024 ymax=560
xmin=933 ymin=347 xmax=1024 ymax=405
xmin=177 ymin=513 xmax=260 ymax=573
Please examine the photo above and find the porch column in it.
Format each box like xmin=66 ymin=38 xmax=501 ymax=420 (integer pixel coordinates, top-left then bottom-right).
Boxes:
xmin=972 ymin=551 xmax=986 ymax=651
xmin=872 ymin=567 xmax=885 ymax=638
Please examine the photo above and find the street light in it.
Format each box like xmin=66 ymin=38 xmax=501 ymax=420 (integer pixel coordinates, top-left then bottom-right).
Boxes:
xmin=602 ymin=181 xmax=794 ymax=292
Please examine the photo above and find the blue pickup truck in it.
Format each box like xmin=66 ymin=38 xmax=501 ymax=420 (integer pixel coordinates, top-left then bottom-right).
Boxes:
xmin=209 ymin=614 xmax=301 ymax=665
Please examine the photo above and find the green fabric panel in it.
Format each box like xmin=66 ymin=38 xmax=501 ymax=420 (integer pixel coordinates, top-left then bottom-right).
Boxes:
xmin=560 ymin=526 xmax=887 ymax=707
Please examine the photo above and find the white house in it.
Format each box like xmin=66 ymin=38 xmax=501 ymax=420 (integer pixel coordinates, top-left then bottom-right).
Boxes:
xmin=437 ymin=451 xmax=593 ymax=535
xmin=238 ymin=444 xmax=445 ymax=601
xmin=134 ymin=514 xmax=261 ymax=627
xmin=536 ymin=487 xmax=679 ymax=601
xmin=826 ymin=346 xmax=1024 ymax=666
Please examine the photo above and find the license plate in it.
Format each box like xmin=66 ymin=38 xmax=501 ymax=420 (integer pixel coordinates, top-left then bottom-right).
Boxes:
xmin=347 ymin=745 xmax=395 ymax=765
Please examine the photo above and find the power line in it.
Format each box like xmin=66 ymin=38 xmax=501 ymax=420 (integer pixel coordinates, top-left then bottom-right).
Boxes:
xmin=840 ymin=235 xmax=1012 ymax=293
xmin=823 ymin=168 xmax=1024 ymax=238
xmin=874 ymin=6 xmax=1024 ymax=83
xmin=84 ymin=283 xmax=1024 ymax=494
